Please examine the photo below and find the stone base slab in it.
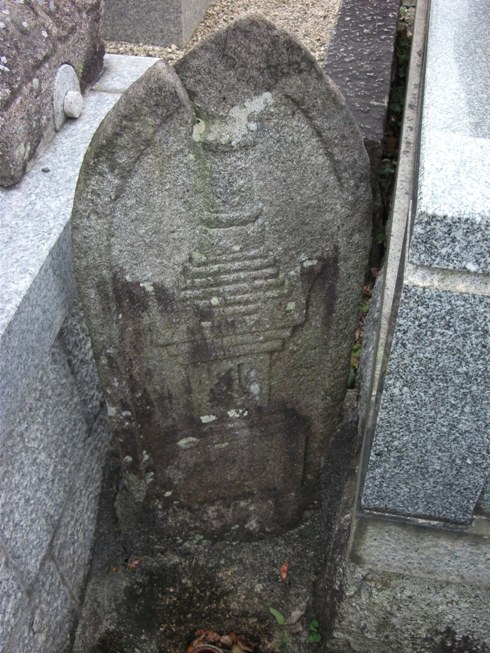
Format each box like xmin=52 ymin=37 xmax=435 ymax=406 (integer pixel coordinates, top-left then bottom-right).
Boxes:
xmin=328 ymin=516 xmax=490 ymax=653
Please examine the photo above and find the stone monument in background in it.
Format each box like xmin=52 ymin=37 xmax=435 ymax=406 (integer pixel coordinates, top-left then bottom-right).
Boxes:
xmin=72 ymin=16 xmax=371 ymax=538
xmin=103 ymin=0 xmax=211 ymax=47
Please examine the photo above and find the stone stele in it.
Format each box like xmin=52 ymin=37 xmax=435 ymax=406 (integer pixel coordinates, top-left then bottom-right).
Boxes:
xmin=72 ymin=17 xmax=371 ymax=536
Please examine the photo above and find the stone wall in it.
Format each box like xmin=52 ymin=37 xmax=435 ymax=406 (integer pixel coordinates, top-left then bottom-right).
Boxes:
xmin=0 ymin=310 xmax=108 ymax=652
xmin=0 ymin=54 xmax=157 ymax=653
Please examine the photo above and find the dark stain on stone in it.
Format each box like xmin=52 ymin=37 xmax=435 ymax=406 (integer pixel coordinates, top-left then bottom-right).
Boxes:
xmin=209 ymin=368 xmax=234 ymax=407
xmin=104 ymin=350 xmax=121 ymax=378
xmin=432 ymin=627 xmax=490 ymax=653
xmin=112 ymin=274 xmax=149 ymax=314
xmin=154 ymin=283 xmax=177 ymax=313
xmin=319 ymin=248 xmax=339 ymax=333
xmin=113 ymin=425 xmax=140 ymax=474
xmin=127 ymin=374 xmax=155 ymax=425
xmin=188 ymin=324 xmax=215 ymax=365
xmin=299 ymin=249 xmax=339 ymax=333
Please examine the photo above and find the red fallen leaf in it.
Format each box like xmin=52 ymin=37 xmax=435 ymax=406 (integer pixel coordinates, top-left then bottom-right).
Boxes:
xmin=280 ymin=562 xmax=289 ymax=581
xmin=128 ymin=558 xmax=141 ymax=571
xmin=110 ymin=566 xmax=118 ymax=573
xmin=192 ymin=630 xmax=221 ymax=644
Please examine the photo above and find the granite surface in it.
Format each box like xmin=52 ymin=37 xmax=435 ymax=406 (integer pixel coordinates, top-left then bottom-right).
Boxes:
xmin=104 ymin=0 xmax=210 ymax=46
xmin=0 ymin=552 xmax=25 ymax=651
xmin=6 ymin=559 xmax=77 ymax=653
xmin=410 ymin=0 xmax=490 ymax=274
xmin=324 ymin=0 xmax=399 ymax=154
xmin=352 ymin=517 xmax=490 ymax=584
xmin=0 ymin=340 xmax=88 ymax=584
xmin=331 ymin=550 xmax=490 ymax=653
xmin=51 ymin=411 xmax=110 ymax=604
xmin=0 ymin=55 xmax=157 ymax=443
xmin=362 ymin=284 xmax=490 ymax=524
xmin=0 ymin=54 xmax=155 ymax=653
xmin=329 ymin=516 xmax=490 ymax=653
xmin=478 ymin=477 xmax=490 ymax=516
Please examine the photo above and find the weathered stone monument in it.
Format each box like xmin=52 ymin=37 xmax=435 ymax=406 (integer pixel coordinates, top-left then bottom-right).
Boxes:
xmin=73 ymin=17 xmax=371 ymax=538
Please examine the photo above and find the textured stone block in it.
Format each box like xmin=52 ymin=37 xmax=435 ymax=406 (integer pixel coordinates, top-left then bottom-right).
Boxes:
xmin=52 ymin=410 xmax=110 ymax=602
xmin=0 ymin=53 xmax=159 ymax=653
xmin=0 ymin=0 xmax=104 ymax=187
xmin=0 ymin=90 xmax=121 ymax=441
xmin=0 ymin=339 xmax=88 ymax=584
xmin=410 ymin=0 xmax=490 ymax=274
xmin=5 ymin=559 xmax=77 ymax=653
xmin=0 ymin=551 xmax=26 ymax=651
xmin=324 ymin=0 xmax=399 ymax=163
xmin=104 ymin=0 xmax=211 ymax=47
xmin=362 ymin=284 xmax=490 ymax=524
xmin=328 ymin=517 xmax=490 ymax=653
xmin=59 ymin=300 xmax=104 ymax=428
xmin=73 ymin=18 xmax=372 ymax=536
xmin=477 ymin=477 xmax=490 ymax=516
xmin=331 ymin=559 xmax=490 ymax=653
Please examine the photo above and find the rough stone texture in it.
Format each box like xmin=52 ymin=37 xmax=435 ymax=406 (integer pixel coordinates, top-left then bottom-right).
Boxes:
xmin=0 ymin=0 xmax=104 ymax=187
xmin=59 ymin=301 xmax=104 ymax=427
xmin=0 ymin=552 xmax=26 ymax=651
xmin=362 ymin=284 xmax=490 ymax=524
xmin=0 ymin=340 xmax=88 ymax=584
xmin=0 ymin=55 xmax=152 ymax=653
xmin=410 ymin=0 xmax=490 ymax=274
xmin=331 ymin=1 xmax=490 ymax=650
xmin=104 ymin=0 xmax=211 ymax=47
xmin=51 ymin=411 xmax=109 ymax=603
xmin=478 ymin=478 xmax=490 ymax=516
xmin=72 ymin=395 xmax=361 ymax=653
xmin=323 ymin=0 xmax=399 ymax=268
xmin=6 ymin=559 xmax=78 ymax=653
xmin=73 ymin=18 xmax=372 ymax=537
xmin=324 ymin=0 xmax=399 ymax=168
xmin=328 ymin=517 xmax=490 ymax=653
xmin=0 ymin=330 xmax=110 ymax=653
xmin=0 ymin=75 xmax=137 ymax=444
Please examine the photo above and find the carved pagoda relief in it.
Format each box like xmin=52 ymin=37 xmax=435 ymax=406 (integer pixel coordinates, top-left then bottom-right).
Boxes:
xmin=73 ymin=17 xmax=371 ymax=535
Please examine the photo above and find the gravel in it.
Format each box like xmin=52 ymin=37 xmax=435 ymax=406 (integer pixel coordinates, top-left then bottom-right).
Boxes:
xmin=105 ymin=0 xmax=342 ymax=65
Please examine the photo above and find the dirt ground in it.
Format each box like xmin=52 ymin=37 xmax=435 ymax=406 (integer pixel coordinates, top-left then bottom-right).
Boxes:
xmin=74 ymin=398 xmax=359 ymax=653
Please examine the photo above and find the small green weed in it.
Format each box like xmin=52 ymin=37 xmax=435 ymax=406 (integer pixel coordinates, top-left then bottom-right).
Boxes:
xmin=269 ymin=606 xmax=286 ymax=625
xmin=279 ymin=632 xmax=291 ymax=652
xmin=308 ymin=619 xmax=321 ymax=644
